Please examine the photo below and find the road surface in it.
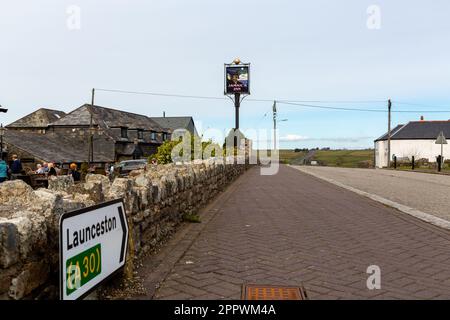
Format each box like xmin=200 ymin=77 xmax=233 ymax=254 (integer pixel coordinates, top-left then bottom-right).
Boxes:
xmin=292 ymin=166 xmax=450 ymax=222
xmin=135 ymin=165 xmax=450 ymax=300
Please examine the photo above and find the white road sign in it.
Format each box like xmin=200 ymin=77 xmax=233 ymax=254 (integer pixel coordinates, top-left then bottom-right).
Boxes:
xmin=435 ymin=131 xmax=448 ymax=145
xmin=59 ymin=199 xmax=129 ymax=300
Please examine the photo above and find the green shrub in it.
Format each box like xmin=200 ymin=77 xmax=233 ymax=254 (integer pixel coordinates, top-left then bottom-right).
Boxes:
xmin=152 ymin=137 xmax=222 ymax=165
xmin=182 ymin=213 xmax=201 ymax=223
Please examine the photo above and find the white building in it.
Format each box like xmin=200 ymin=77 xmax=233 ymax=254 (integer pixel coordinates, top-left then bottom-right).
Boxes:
xmin=374 ymin=119 xmax=450 ymax=168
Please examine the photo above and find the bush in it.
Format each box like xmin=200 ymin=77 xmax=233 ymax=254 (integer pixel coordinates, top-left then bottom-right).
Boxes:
xmin=152 ymin=137 xmax=222 ymax=165
xmin=152 ymin=140 xmax=181 ymax=164
xmin=182 ymin=213 xmax=201 ymax=223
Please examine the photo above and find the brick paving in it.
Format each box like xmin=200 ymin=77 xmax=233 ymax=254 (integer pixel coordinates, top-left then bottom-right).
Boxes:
xmin=136 ymin=165 xmax=450 ymax=300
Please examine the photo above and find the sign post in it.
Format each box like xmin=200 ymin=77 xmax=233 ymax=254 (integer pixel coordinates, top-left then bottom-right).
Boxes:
xmin=59 ymin=199 xmax=129 ymax=300
xmin=435 ymin=131 xmax=447 ymax=172
xmin=224 ymin=58 xmax=250 ymax=148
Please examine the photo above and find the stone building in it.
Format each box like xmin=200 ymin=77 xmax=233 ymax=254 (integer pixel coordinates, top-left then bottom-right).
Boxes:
xmin=3 ymin=104 xmax=175 ymax=169
xmin=151 ymin=116 xmax=198 ymax=137
xmin=6 ymin=108 xmax=66 ymax=134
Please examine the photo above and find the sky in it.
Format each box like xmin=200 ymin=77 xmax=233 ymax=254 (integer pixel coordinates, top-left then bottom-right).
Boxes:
xmin=1 ymin=0 xmax=450 ymax=149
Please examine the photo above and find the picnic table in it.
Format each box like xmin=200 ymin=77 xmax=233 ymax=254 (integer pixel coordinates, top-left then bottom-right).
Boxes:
xmin=29 ymin=174 xmax=48 ymax=188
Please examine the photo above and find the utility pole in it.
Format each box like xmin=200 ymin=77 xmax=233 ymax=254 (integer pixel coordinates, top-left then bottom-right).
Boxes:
xmin=273 ymin=100 xmax=277 ymax=151
xmin=0 ymin=106 xmax=8 ymax=160
xmin=88 ymin=88 xmax=95 ymax=166
xmin=387 ymin=99 xmax=392 ymax=168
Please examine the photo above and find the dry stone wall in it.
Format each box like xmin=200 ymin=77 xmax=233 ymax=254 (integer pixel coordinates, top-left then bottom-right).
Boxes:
xmin=0 ymin=158 xmax=248 ymax=299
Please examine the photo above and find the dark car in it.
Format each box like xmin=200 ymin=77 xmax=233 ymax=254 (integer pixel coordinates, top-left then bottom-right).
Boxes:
xmin=118 ymin=159 xmax=147 ymax=176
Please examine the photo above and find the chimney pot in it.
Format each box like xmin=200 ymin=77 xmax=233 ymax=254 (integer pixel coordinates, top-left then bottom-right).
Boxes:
xmin=420 ymin=116 xmax=424 ymax=121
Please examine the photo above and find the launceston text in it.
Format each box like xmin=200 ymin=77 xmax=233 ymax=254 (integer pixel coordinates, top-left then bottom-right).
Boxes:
xmin=66 ymin=216 xmax=117 ymax=250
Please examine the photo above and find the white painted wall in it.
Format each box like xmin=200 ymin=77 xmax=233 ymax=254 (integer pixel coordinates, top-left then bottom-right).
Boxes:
xmin=375 ymin=139 xmax=449 ymax=168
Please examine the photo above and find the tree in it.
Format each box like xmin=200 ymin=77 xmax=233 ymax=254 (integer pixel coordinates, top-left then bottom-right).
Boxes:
xmin=152 ymin=137 xmax=222 ymax=165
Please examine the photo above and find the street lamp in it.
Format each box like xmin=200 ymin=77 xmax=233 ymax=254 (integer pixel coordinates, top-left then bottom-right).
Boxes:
xmin=0 ymin=124 xmax=5 ymax=160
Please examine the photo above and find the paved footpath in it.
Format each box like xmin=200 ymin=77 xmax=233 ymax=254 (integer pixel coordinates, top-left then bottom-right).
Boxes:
xmin=135 ymin=165 xmax=450 ymax=300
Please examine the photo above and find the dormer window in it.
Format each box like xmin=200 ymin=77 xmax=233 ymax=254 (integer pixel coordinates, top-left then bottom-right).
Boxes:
xmin=137 ymin=129 xmax=144 ymax=139
xmin=121 ymin=127 xmax=128 ymax=138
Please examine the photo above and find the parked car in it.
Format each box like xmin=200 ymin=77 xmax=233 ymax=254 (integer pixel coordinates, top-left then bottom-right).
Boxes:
xmin=118 ymin=159 xmax=147 ymax=176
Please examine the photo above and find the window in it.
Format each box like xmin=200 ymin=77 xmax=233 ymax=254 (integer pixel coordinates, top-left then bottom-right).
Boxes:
xmin=137 ymin=129 xmax=144 ymax=139
xmin=150 ymin=131 xmax=156 ymax=140
xmin=121 ymin=127 xmax=128 ymax=138
xmin=162 ymin=133 xmax=168 ymax=141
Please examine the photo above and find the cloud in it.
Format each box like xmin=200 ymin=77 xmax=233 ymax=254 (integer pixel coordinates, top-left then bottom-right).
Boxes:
xmin=279 ymin=134 xmax=309 ymax=142
xmin=279 ymin=134 xmax=374 ymax=143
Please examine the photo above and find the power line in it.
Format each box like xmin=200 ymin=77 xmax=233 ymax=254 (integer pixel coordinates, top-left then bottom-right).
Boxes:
xmin=277 ymin=101 xmax=450 ymax=113
xmin=280 ymin=99 xmax=386 ymax=104
xmin=393 ymin=101 xmax=450 ymax=109
xmin=95 ymin=88 xmax=450 ymax=113
xmin=96 ymin=88 xmax=228 ymax=101
xmin=95 ymin=88 xmax=386 ymax=104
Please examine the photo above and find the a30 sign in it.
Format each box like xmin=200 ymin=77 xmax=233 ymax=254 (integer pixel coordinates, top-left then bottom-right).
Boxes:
xmin=59 ymin=199 xmax=129 ymax=300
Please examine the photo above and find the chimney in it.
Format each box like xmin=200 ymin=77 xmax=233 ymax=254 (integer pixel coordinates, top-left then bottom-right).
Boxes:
xmin=420 ymin=115 xmax=424 ymax=121
xmin=163 ymin=111 xmax=166 ymax=117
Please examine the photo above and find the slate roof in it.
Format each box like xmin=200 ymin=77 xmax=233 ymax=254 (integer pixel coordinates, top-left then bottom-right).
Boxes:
xmin=3 ymin=130 xmax=114 ymax=163
xmin=374 ymin=124 xmax=405 ymax=141
xmin=151 ymin=116 xmax=198 ymax=135
xmin=375 ymin=121 xmax=450 ymax=141
xmin=50 ymin=104 xmax=165 ymax=131
xmin=7 ymin=108 xmax=66 ymax=128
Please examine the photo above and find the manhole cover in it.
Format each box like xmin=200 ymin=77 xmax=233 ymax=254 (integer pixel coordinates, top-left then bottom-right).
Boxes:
xmin=241 ymin=284 xmax=307 ymax=300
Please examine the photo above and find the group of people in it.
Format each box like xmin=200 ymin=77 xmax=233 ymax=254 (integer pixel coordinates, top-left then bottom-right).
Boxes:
xmin=0 ymin=155 xmax=127 ymax=185
xmin=0 ymin=154 xmax=23 ymax=183
xmin=35 ymin=162 xmax=59 ymax=176
xmin=34 ymin=162 xmax=81 ymax=182
xmin=0 ymin=155 xmax=82 ymax=184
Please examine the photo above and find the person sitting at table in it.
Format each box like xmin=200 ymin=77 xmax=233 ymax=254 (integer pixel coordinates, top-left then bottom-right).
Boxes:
xmin=42 ymin=162 xmax=49 ymax=173
xmin=48 ymin=162 xmax=57 ymax=177
xmin=35 ymin=164 xmax=45 ymax=174
xmin=69 ymin=163 xmax=81 ymax=182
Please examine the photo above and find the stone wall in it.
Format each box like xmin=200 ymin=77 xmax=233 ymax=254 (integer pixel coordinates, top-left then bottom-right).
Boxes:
xmin=0 ymin=158 xmax=248 ymax=299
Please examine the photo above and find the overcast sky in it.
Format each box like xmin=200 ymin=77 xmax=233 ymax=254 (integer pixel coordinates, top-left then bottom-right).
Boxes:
xmin=1 ymin=0 xmax=450 ymax=149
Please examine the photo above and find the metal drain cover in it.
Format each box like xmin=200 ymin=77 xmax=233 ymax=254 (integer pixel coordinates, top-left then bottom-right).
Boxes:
xmin=241 ymin=284 xmax=307 ymax=300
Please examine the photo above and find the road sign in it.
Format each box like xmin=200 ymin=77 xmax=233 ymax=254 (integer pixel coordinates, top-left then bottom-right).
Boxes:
xmin=59 ymin=199 xmax=129 ymax=300
xmin=435 ymin=131 xmax=448 ymax=145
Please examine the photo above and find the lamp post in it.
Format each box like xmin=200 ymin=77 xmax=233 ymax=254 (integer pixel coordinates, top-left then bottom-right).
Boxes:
xmin=0 ymin=124 xmax=5 ymax=160
xmin=88 ymin=88 xmax=95 ymax=166
xmin=0 ymin=105 xmax=8 ymax=160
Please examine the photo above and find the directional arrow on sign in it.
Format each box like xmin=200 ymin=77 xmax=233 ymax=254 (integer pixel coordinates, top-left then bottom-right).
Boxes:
xmin=118 ymin=206 xmax=127 ymax=263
